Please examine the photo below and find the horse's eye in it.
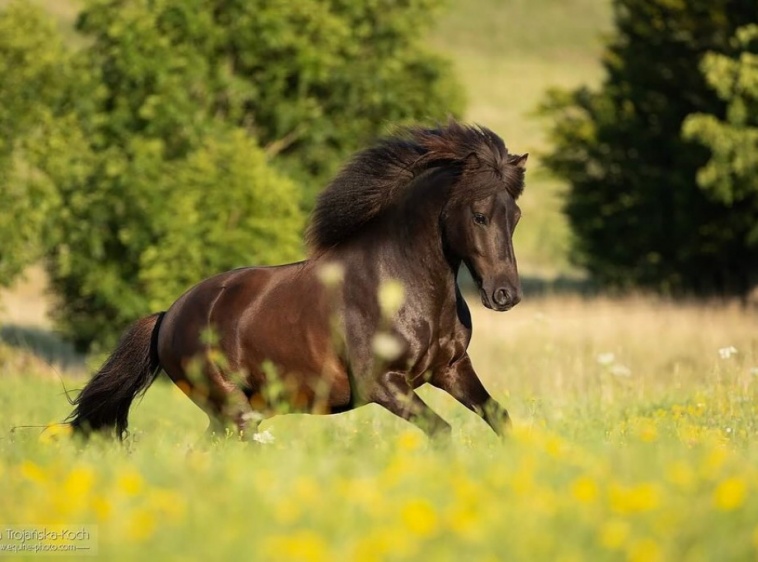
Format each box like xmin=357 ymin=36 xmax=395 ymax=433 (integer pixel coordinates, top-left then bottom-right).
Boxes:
xmin=473 ymin=213 xmax=487 ymax=226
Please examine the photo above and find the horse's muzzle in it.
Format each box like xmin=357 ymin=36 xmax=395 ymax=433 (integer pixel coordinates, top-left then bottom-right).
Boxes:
xmin=480 ymin=285 xmax=522 ymax=311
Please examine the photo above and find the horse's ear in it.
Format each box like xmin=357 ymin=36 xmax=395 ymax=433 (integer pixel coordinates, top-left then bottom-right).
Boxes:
xmin=465 ymin=152 xmax=481 ymax=169
xmin=511 ymin=153 xmax=528 ymax=169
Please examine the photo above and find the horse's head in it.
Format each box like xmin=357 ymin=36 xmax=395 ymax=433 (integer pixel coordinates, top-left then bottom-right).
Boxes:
xmin=443 ymin=152 xmax=528 ymax=312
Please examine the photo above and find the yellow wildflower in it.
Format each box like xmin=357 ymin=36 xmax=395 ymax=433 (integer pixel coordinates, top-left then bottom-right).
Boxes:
xmin=628 ymin=538 xmax=663 ymax=562
xmin=126 ymin=507 xmax=156 ymax=541
xmin=117 ymin=469 xmax=143 ymax=496
xmin=274 ymin=497 xmax=302 ymax=525
xmin=609 ymin=482 xmax=660 ymax=514
xmin=636 ymin=420 xmax=658 ymax=442
xmin=63 ymin=465 xmax=95 ymax=497
xmin=39 ymin=423 xmax=73 ymax=444
xmin=350 ymin=527 xmax=417 ymax=562
xmin=701 ymin=447 xmax=730 ymax=479
xmin=397 ymin=430 xmax=423 ymax=452
xmin=92 ymin=497 xmax=112 ymax=522
xmin=599 ymin=519 xmax=630 ymax=550
xmin=265 ymin=530 xmax=329 ymax=562
xmin=19 ymin=461 xmax=46 ymax=484
xmin=446 ymin=502 xmax=484 ymax=542
xmin=713 ymin=476 xmax=747 ymax=511
xmin=148 ymin=489 xmax=186 ymax=522
xmin=665 ymin=460 xmax=695 ymax=491
xmin=401 ymin=498 xmax=438 ymax=538
xmin=571 ymin=475 xmax=599 ymax=504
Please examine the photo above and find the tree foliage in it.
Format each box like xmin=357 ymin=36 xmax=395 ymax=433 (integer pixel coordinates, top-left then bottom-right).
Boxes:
xmin=682 ymin=25 xmax=758 ymax=287
xmin=76 ymin=0 xmax=463 ymax=201
xmin=0 ymin=0 xmax=461 ymax=351
xmin=0 ymin=3 xmax=73 ymax=285
xmin=541 ymin=0 xmax=758 ymax=295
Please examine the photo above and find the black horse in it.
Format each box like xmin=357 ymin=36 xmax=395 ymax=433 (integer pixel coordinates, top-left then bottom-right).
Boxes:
xmin=68 ymin=121 xmax=527 ymax=442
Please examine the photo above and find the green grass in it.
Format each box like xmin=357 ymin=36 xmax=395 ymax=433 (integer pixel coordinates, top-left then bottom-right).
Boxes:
xmin=2 ymin=296 xmax=757 ymax=561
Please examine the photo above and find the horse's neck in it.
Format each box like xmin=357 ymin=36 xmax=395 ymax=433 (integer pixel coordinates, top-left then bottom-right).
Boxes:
xmin=382 ymin=191 xmax=460 ymax=304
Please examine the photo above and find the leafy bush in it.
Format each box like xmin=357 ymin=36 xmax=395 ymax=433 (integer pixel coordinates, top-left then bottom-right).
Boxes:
xmin=44 ymin=128 xmax=303 ymax=351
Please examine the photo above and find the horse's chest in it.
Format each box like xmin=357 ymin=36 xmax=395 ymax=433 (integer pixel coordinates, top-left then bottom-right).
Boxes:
xmin=403 ymin=317 xmax=468 ymax=384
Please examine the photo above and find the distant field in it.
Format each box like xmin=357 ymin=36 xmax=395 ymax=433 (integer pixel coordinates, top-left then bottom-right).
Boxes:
xmin=430 ymin=0 xmax=612 ymax=276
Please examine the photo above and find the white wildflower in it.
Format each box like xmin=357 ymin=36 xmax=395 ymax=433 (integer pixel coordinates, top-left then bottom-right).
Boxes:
xmin=596 ymin=352 xmax=615 ymax=366
xmin=253 ymin=430 xmax=275 ymax=444
xmin=610 ymin=364 xmax=632 ymax=378
xmin=718 ymin=346 xmax=738 ymax=359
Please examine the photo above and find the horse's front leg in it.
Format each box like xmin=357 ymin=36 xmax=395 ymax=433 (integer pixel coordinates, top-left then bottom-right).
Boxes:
xmin=431 ymin=354 xmax=511 ymax=436
xmin=370 ymin=371 xmax=452 ymax=442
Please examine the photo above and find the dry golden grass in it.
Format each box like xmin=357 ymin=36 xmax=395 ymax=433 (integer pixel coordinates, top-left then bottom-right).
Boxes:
xmin=468 ymin=295 xmax=757 ymax=404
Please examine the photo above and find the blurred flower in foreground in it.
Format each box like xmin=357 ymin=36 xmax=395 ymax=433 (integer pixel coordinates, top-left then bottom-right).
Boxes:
xmin=378 ymin=279 xmax=405 ymax=318
xmin=611 ymin=364 xmax=632 ymax=378
xmin=253 ymin=430 xmax=276 ymax=444
xmin=597 ymin=352 xmax=615 ymax=365
xmin=713 ymin=476 xmax=747 ymax=511
xmin=373 ymin=332 xmax=404 ymax=361
xmin=39 ymin=423 xmax=73 ymax=443
xmin=718 ymin=346 xmax=738 ymax=359
xmin=317 ymin=262 xmax=345 ymax=288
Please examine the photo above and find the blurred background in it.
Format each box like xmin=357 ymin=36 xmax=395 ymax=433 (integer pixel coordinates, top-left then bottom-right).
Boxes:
xmin=0 ymin=0 xmax=756 ymax=361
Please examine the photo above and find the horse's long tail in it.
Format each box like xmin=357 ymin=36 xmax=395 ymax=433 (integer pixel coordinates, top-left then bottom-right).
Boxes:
xmin=68 ymin=312 xmax=165 ymax=440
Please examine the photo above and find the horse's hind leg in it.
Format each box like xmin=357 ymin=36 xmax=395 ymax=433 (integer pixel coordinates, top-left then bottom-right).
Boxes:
xmin=204 ymin=404 xmax=261 ymax=441
xmin=171 ymin=359 xmax=261 ymax=441
xmin=202 ymin=383 xmax=261 ymax=441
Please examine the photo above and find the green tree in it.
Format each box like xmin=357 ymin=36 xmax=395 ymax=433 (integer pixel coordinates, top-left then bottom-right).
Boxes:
xmin=541 ymin=0 xmax=758 ymax=295
xmin=682 ymin=25 xmax=758 ymax=291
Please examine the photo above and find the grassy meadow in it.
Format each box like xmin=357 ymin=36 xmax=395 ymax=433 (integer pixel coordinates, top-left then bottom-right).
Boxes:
xmin=3 ymin=1 xmax=758 ymax=561
xmin=2 ymin=298 xmax=758 ymax=560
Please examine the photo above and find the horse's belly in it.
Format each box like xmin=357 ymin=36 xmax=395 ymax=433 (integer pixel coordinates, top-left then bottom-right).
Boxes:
xmin=246 ymin=357 xmax=351 ymax=415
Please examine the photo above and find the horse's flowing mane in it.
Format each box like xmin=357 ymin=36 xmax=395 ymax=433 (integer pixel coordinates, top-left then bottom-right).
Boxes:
xmin=306 ymin=120 xmax=525 ymax=254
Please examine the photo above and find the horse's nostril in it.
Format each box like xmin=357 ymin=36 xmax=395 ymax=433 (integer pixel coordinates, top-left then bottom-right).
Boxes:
xmin=493 ymin=288 xmax=509 ymax=306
